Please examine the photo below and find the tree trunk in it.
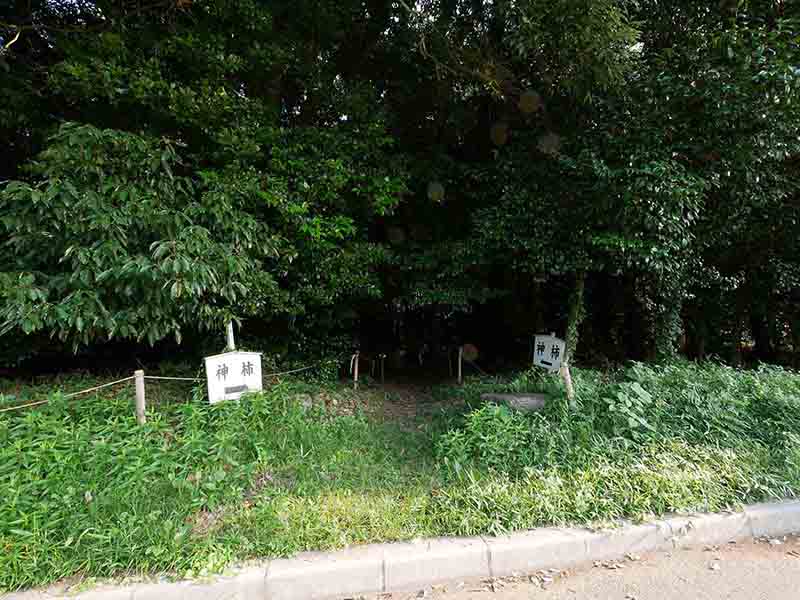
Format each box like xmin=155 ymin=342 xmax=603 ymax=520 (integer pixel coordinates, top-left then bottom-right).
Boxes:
xmin=561 ymin=271 xmax=586 ymax=411
xmin=750 ymin=309 xmax=773 ymax=363
xmin=747 ymin=268 xmax=775 ymax=363
xmin=684 ymin=300 xmax=707 ymax=361
xmin=565 ymin=270 xmax=587 ymax=360
xmin=532 ymin=279 xmax=545 ymax=334
xmin=791 ymin=314 xmax=800 ymax=369
xmin=730 ymin=289 xmax=747 ymax=366
xmin=697 ymin=334 xmax=706 ymax=362
xmin=651 ymin=274 xmax=685 ymax=362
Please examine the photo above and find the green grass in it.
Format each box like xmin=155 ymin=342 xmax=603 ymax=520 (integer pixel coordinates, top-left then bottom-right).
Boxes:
xmin=0 ymin=379 xmax=438 ymax=591
xmin=433 ymin=361 xmax=800 ymax=532
xmin=2 ymin=361 xmax=800 ymax=592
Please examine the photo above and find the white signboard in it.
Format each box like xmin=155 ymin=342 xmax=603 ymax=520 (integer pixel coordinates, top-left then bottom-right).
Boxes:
xmin=204 ymin=351 xmax=263 ymax=404
xmin=533 ymin=334 xmax=566 ymax=372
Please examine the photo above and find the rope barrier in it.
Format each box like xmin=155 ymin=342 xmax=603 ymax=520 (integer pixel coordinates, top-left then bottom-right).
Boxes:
xmin=0 ymin=399 xmax=49 ymax=413
xmin=0 ymin=355 xmax=348 ymax=414
xmin=264 ymin=364 xmax=321 ymax=377
xmin=0 ymin=375 xmax=135 ymax=413
xmin=144 ymin=375 xmax=202 ymax=382
xmin=64 ymin=376 xmax=135 ymax=398
xmin=145 ymin=358 xmax=340 ymax=382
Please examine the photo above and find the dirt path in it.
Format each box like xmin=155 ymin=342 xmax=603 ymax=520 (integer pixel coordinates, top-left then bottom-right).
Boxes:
xmin=312 ymin=381 xmax=465 ymax=425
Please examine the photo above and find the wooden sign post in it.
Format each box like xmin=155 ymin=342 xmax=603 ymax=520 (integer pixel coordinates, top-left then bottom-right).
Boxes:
xmin=533 ymin=332 xmax=574 ymax=408
xmin=204 ymin=351 xmax=263 ymax=404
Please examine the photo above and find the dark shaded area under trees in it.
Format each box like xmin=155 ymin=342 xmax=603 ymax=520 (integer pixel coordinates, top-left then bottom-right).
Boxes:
xmin=1 ymin=0 xmax=799 ymax=374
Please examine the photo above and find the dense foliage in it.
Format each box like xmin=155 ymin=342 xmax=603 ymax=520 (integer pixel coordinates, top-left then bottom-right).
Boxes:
xmin=1 ymin=1 xmax=799 ymax=365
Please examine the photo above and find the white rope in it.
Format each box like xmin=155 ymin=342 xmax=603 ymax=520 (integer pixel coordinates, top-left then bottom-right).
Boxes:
xmin=0 ymin=356 xmax=347 ymax=414
xmin=265 ymin=364 xmax=319 ymax=377
xmin=264 ymin=355 xmax=348 ymax=377
xmin=146 ymin=355 xmax=346 ymax=382
xmin=0 ymin=399 xmax=49 ymax=413
xmin=0 ymin=376 xmax=135 ymax=413
xmin=64 ymin=376 xmax=135 ymax=398
xmin=146 ymin=364 xmax=325 ymax=382
xmin=144 ymin=375 xmax=202 ymax=382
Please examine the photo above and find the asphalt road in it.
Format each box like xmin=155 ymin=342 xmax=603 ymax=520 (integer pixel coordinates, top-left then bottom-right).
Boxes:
xmin=375 ymin=535 xmax=800 ymax=600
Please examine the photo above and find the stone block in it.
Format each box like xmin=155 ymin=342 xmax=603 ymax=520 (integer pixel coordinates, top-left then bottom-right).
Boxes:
xmin=746 ymin=501 xmax=800 ymax=538
xmin=383 ymin=537 xmax=489 ymax=592
xmin=484 ymin=528 xmax=588 ymax=577
xmin=665 ymin=512 xmax=751 ymax=547
xmin=131 ymin=568 xmax=264 ymax=600
xmin=265 ymin=545 xmax=383 ymax=600
xmin=480 ymin=393 xmax=547 ymax=413
xmin=584 ymin=522 xmax=672 ymax=562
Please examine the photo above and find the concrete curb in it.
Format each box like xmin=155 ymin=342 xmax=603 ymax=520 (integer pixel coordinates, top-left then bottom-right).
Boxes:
xmin=5 ymin=501 xmax=800 ymax=600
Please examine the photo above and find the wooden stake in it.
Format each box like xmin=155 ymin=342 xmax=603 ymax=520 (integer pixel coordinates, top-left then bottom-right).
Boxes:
xmin=226 ymin=321 xmax=235 ymax=351
xmin=353 ymin=351 xmax=359 ymax=391
xmin=560 ymin=361 xmax=575 ymax=410
xmin=134 ymin=369 xmax=146 ymax=424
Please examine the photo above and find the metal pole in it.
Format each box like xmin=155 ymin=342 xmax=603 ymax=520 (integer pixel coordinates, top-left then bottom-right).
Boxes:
xmin=134 ymin=369 xmax=146 ymax=424
xmin=226 ymin=321 xmax=235 ymax=351
xmin=457 ymin=346 xmax=463 ymax=385
xmin=380 ymin=354 xmax=385 ymax=384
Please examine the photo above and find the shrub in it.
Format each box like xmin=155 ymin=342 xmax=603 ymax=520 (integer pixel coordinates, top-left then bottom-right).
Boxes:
xmin=436 ymin=404 xmax=534 ymax=475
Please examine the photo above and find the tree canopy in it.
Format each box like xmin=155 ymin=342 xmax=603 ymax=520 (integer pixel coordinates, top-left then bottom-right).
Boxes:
xmin=2 ymin=0 xmax=799 ymax=367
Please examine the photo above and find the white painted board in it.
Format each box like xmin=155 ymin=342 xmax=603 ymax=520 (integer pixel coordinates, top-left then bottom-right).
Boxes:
xmin=533 ymin=334 xmax=566 ymax=372
xmin=204 ymin=351 xmax=263 ymax=404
